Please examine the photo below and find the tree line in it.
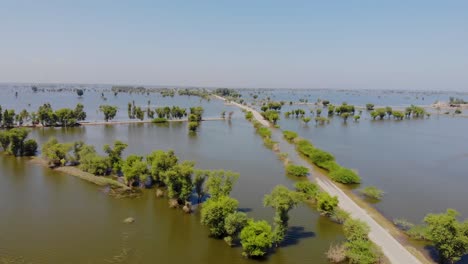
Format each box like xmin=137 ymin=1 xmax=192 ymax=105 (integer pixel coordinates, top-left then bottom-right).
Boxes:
xmin=0 ymin=103 xmax=86 ymax=128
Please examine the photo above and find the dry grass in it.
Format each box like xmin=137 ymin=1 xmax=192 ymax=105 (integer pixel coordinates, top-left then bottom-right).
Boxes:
xmin=326 ymin=243 xmax=346 ymax=263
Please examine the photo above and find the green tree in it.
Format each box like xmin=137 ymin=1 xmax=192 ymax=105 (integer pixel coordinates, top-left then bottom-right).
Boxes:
xmin=122 ymin=155 xmax=148 ymax=186
xmin=264 ymin=185 xmax=305 ymax=245
xmin=366 ymin=103 xmax=374 ymax=111
xmin=240 ymin=220 xmax=274 ymax=257
xmin=147 ymin=150 xmax=178 ymax=184
xmin=42 ymin=137 xmax=72 ymax=166
xmin=23 ymin=139 xmax=38 ymax=156
xmin=0 ymin=131 xmax=10 ymax=151
xmin=99 ymin=105 xmax=118 ymax=122
xmin=343 ymin=218 xmax=371 ymax=242
xmin=8 ymin=128 xmax=30 ymax=156
xmin=205 ymin=170 xmax=239 ymax=200
xmin=201 ymin=196 xmax=239 ymax=238
xmin=302 ymin=117 xmax=311 ymax=124
xmin=224 ymin=212 xmax=249 ymax=246
xmin=74 ymin=103 xmax=87 ymax=121
xmin=76 ymin=89 xmax=84 ymax=97
xmin=160 ymin=161 xmax=194 ymax=204
xmin=103 ymin=140 xmax=128 ymax=172
xmin=424 ymin=209 xmax=468 ymax=263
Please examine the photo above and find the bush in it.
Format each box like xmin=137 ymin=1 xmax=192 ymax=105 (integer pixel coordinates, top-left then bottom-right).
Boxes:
xmin=329 ymin=167 xmax=361 ymax=184
xmin=23 ymin=139 xmax=38 ymax=156
xmin=316 ymin=192 xmax=338 ymax=215
xmin=240 ymin=220 xmax=274 ymax=258
xmin=343 ymin=218 xmax=370 ymax=241
xmin=285 ymin=164 xmax=308 ymax=177
xmin=256 ymin=127 xmax=271 ymax=138
xmin=188 ymin=121 xmax=199 ymax=132
xmin=345 ymin=239 xmax=382 ymax=264
xmin=245 ymin=111 xmax=253 ymax=120
xmin=359 ymin=186 xmax=384 ymax=200
xmin=282 ymin=130 xmax=298 ymax=141
xmin=330 ymin=208 xmax=351 ymax=224
xmin=152 ymin=117 xmax=168 ymax=123
xmin=295 ymin=181 xmax=319 ymax=200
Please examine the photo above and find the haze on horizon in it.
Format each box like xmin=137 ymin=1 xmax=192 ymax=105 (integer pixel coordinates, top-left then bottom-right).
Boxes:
xmin=1 ymin=1 xmax=467 ymax=91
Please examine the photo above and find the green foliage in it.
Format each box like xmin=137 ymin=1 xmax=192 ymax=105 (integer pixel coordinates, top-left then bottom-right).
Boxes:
xmin=205 ymin=170 xmax=239 ymax=200
xmin=101 ymin=141 xmax=127 ymax=173
xmin=201 ymin=196 xmax=239 ymax=238
xmin=285 ymin=164 xmax=308 ymax=177
xmin=245 ymin=111 xmax=253 ymax=120
xmin=224 ymin=212 xmax=249 ymax=246
xmin=78 ymin=146 xmax=110 ymax=176
xmin=161 ymin=161 xmax=194 ymax=202
xmin=23 ymin=139 xmax=38 ymax=156
xmin=262 ymin=110 xmax=280 ymax=124
xmin=122 ymin=155 xmax=148 ymax=184
xmin=147 ymin=150 xmax=178 ymax=184
xmin=152 ymin=117 xmax=168 ymax=123
xmin=76 ymin=89 xmax=84 ymax=96
xmin=343 ymin=218 xmax=370 ymax=241
xmin=315 ymin=116 xmax=329 ymax=125
xmin=424 ymin=209 xmax=468 ymax=263
xmin=330 ymin=208 xmax=351 ymax=224
xmin=392 ymin=111 xmax=404 ymax=120
xmin=345 ymin=239 xmax=381 ymax=264
xmin=329 ymin=167 xmax=361 ymax=184
xmin=359 ymin=186 xmax=384 ymax=200
xmin=99 ymin=105 xmax=118 ymax=122
xmin=302 ymin=117 xmax=311 ymax=124
xmin=264 ymin=185 xmax=305 ymax=244
xmin=366 ymin=103 xmax=375 ymax=111
xmin=342 ymin=218 xmax=382 ymax=264
xmin=294 ymin=181 xmax=319 ymax=200
xmin=240 ymin=220 xmax=274 ymax=257
xmin=282 ymin=130 xmax=298 ymax=141
xmin=0 ymin=131 xmax=10 ymax=151
xmin=256 ymin=126 xmax=272 ymax=138
xmin=454 ymin=108 xmax=462 ymax=114
xmin=188 ymin=121 xmax=199 ymax=132
xmin=41 ymin=137 xmax=73 ymax=166
xmin=316 ymin=192 xmax=339 ymax=215
xmin=193 ymin=170 xmax=208 ymax=202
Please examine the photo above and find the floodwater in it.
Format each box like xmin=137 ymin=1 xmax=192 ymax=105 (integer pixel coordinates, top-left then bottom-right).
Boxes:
xmin=0 ymin=100 xmax=344 ymax=263
xmin=277 ymin=105 xmax=468 ymax=223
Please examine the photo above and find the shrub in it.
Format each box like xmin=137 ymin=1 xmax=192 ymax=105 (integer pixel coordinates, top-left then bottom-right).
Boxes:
xmin=285 ymin=164 xmax=308 ymax=177
xmin=257 ymin=127 xmax=271 ymax=138
xmin=330 ymin=208 xmax=351 ymax=224
xmin=188 ymin=121 xmax=199 ymax=132
xmin=316 ymin=192 xmax=338 ymax=215
xmin=343 ymin=218 xmax=370 ymax=241
xmin=359 ymin=186 xmax=384 ymax=200
xmin=329 ymin=167 xmax=361 ymax=184
xmin=295 ymin=181 xmax=319 ymax=200
xmin=23 ymin=139 xmax=38 ymax=156
xmin=282 ymin=130 xmax=298 ymax=141
xmin=345 ymin=239 xmax=382 ymax=264
xmin=240 ymin=220 xmax=274 ymax=257
xmin=245 ymin=111 xmax=253 ymax=120
xmin=152 ymin=117 xmax=168 ymax=123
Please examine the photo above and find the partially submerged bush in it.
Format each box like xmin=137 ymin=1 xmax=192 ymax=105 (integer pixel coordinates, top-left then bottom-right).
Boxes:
xmin=152 ymin=117 xmax=168 ymax=123
xmin=285 ymin=164 xmax=308 ymax=177
xmin=330 ymin=208 xmax=351 ymax=224
xmin=359 ymin=186 xmax=384 ymax=200
xmin=282 ymin=130 xmax=298 ymax=141
xmin=295 ymin=181 xmax=319 ymax=200
xmin=329 ymin=167 xmax=361 ymax=184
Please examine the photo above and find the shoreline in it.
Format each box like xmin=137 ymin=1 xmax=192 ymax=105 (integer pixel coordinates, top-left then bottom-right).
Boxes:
xmin=29 ymin=156 xmax=133 ymax=192
xmin=213 ymin=94 xmax=428 ymax=264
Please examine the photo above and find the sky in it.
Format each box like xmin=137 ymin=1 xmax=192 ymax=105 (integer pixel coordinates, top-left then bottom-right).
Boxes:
xmin=0 ymin=0 xmax=467 ymax=91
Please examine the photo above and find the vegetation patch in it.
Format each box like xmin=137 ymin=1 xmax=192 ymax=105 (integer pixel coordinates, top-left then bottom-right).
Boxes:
xmin=285 ymin=164 xmax=308 ymax=177
xmin=359 ymin=186 xmax=384 ymax=200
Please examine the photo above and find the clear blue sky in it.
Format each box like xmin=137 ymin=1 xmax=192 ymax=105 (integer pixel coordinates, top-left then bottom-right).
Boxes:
xmin=1 ymin=0 xmax=467 ymax=90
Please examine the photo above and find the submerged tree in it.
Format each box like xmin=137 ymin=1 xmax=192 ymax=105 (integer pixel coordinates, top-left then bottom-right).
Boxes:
xmin=240 ymin=220 xmax=274 ymax=258
xmin=263 ymin=185 xmax=305 ymax=245
xmin=99 ymin=105 xmax=118 ymax=122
